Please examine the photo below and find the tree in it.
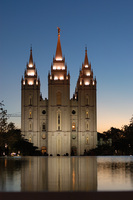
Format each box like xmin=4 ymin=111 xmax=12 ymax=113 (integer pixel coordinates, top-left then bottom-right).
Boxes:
xmin=8 ymin=122 xmax=15 ymax=131
xmin=0 ymin=101 xmax=8 ymax=133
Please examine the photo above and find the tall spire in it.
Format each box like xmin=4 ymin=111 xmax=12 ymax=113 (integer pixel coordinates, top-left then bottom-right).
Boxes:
xmin=84 ymin=47 xmax=89 ymax=66
xmin=55 ymin=27 xmax=63 ymax=61
xmin=29 ymin=47 xmax=33 ymax=67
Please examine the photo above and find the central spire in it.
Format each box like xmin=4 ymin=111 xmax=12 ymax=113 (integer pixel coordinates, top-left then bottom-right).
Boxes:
xmin=29 ymin=47 xmax=33 ymax=67
xmin=55 ymin=27 xmax=63 ymax=61
xmin=84 ymin=47 xmax=89 ymax=66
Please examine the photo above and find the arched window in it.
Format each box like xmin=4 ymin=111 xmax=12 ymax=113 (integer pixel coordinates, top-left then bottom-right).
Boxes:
xmin=86 ymin=95 xmax=89 ymax=105
xmin=29 ymin=122 xmax=32 ymax=131
xmin=86 ymin=111 xmax=89 ymax=118
xmin=56 ymin=92 xmax=62 ymax=105
xmin=72 ymin=122 xmax=76 ymax=131
xmin=57 ymin=112 xmax=61 ymax=130
xmin=42 ymin=123 xmax=46 ymax=131
xmin=86 ymin=136 xmax=89 ymax=144
xmin=29 ymin=96 xmax=32 ymax=105
xmin=29 ymin=111 xmax=32 ymax=118
xmin=29 ymin=137 xmax=32 ymax=143
xmin=86 ymin=122 xmax=89 ymax=131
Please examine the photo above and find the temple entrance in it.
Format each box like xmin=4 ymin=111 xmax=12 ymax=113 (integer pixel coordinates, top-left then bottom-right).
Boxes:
xmin=41 ymin=146 xmax=47 ymax=155
xmin=71 ymin=146 xmax=77 ymax=156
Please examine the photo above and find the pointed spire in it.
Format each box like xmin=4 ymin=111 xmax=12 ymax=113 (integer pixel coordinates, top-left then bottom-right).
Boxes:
xmin=55 ymin=27 xmax=63 ymax=61
xmin=84 ymin=47 xmax=89 ymax=66
xmin=29 ymin=46 xmax=33 ymax=67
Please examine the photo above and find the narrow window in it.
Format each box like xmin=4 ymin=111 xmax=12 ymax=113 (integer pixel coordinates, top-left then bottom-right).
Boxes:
xmin=29 ymin=96 xmax=32 ymax=105
xmin=72 ymin=122 xmax=76 ymax=131
xmin=86 ymin=136 xmax=89 ymax=144
xmin=57 ymin=112 xmax=61 ymax=130
xmin=86 ymin=95 xmax=89 ymax=105
xmin=86 ymin=122 xmax=89 ymax=131
xmin=42 ymin=123 xmax=46 ymax=131
xmin=29 ymin=137 xmax=31 ymax=143
xmin=29 ymin=111 xmax=32 ymax=118
xmin=56 ymin=92 xmax=62 ymax=106
xmin=29 ymin=122 xmax=32 ymax=130
xmin=86 ymin=111 xmax=89 ymax=118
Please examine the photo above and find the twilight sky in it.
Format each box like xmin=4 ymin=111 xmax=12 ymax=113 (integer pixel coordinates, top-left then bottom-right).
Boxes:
xmin=0 ymin=0 xmax=133 ymax=132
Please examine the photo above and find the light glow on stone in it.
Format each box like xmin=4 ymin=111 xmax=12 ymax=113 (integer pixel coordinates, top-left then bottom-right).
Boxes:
xmin=86 ymin=72 xmax=90 ymax=76
xmin=85 ymin=81 xmax=89 ymax=85
xmin=28 ymin=81 xmax=33 ymax=85
xmin=27 ymin=72 xmax=35 ymax=76
xmin=54 ymin=76 xmax=58 ymax=80
xmin=85 ymin=65 xmax=88 ymax=68
xmin=56 ymin=58 xmax=62 ymax=61
xmin=29 ymin=64 xmax=33 ymax=68
xmin=60 ymin=76 xmax=64 ymax=80
xmin=23 ymin=80 xmax=25 ymax=85
xmin=53 ymin=66 xmax=56 ymax=70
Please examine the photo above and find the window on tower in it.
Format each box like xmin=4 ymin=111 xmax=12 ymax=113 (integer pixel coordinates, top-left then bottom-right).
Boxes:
xmin=29 ymin=137 xmax=32 ymax=143
xmin=56 ymin=92 xmax=62 ymax=106
xmin=72 ymin=122 xmax=76 ymax=131
xmin=86 ymin=136 xmax=89 ymax=144
xmin=57 ymin=112 xmax=61 ymax=130
xmin=29 ymin=111 xmax=32 ymax=118
xmin=42 ymin=123 xmax=46 ymax=131
xmin=29 ymin=96 xmax=32 ymax=105
xmin=86 ymin=111 xmax=89 ymax=118
xmin=86 ymin=122 xmax=89 ymax=131
xmin=86 ymin=95 xmax=89 ymax=105
xmin=29 ymin=122 xmax=32 ymax=131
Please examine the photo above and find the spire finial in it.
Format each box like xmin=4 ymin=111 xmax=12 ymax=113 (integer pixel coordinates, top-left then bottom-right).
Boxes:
xmin=29 ymin=45 xmax=33 ymax=67
xmin=55 ymin=27 xmax=62 ymax=60
xmin=85 ymin=45 xmax=87 ymax=52
xmin=57 ymin=27 xmax=60 ymax=36
xmin=84 ymin=46 xmax=89 ymax=66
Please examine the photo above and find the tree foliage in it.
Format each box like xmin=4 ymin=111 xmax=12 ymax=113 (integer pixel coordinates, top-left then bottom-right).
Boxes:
xmin=89 ymin=116 xmax=133 ymax=156
xmin=0 ymin=101 xmax=8 ymax=133
xmin=0 ymin=101 xmax=38 ymax=156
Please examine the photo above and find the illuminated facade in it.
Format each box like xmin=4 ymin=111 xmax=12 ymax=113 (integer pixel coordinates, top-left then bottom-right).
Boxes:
xmin=21 ymin=28 xmax=97 ymax=156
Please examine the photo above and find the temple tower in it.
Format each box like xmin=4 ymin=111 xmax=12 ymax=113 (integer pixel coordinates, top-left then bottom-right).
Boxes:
xmin=48 ymin=28 xmax=70 ymax=156
xmin=75 ymin=48 xmax=97 ymax=155
xmin=21 ymin=48 xmax=40 ymax=148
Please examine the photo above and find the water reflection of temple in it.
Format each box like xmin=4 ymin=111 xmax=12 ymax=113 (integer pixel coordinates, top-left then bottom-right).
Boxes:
xmin=21 ymin=157 xmax=97 ymax=192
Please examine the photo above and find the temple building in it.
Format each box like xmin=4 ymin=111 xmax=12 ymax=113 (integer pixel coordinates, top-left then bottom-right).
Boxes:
xmin=21 ymin=28 xmax=97 ymax=156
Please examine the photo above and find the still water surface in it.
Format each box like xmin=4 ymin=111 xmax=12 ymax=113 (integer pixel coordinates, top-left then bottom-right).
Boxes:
xmin=0 ymin=156 xmax=133 ymax=192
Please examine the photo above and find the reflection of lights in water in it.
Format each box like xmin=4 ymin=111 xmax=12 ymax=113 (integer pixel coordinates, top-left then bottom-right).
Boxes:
xmin=5 ymin=159 xmax=7 ymax=168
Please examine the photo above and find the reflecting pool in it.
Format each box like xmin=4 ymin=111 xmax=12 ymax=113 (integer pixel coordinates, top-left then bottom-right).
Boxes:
xmin=0 ymin=156 xmax=133 ymax=192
